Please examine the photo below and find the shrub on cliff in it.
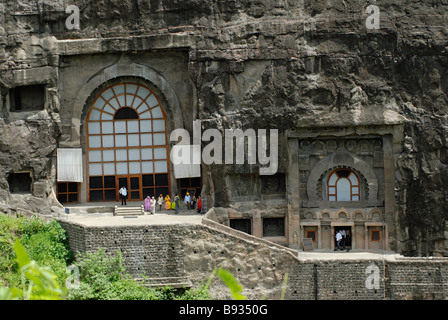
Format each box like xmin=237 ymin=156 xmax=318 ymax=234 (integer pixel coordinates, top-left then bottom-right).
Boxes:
xmin=0 ymin=213 xmax=73 ymax=289
xmin=67 ymin=248 xmax=211 ymax=300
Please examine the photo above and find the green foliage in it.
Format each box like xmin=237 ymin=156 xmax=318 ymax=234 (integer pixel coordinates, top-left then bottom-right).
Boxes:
xmin=0 ymin=214 xmax=73 ymax=289
xmin=281 ymin=273 xmax=288 ymax=300
xmin=67 ymin=248 xmax=147 ymax=300
xmin=175 ymin=285 xmax=212 ymax=300
xmin=210 ymin=267 xmax=288 ymax=300
xmin=215 ymin=267 xmax=247 ymax=300
xmin=1 ymin=213 xmax=254 ymax=301
xmin=0 ymin=240 xmax=65 ymax=300
xmin=0 ymin=214 xmax=22 ymax=286
xmin=68 ymin=248 xmax=159 ymax=300
xmin=0 ymin=213 xmax=211 ymax=300
xmin=67 ymin=248 xmax=210 ymax=300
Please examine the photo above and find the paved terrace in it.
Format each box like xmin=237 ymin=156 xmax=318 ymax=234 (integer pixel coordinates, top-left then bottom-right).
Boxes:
xmin=62 ymin=200 xmax=203 ymax=226
xmin=61 ymin=201 xmax=404 ymax=261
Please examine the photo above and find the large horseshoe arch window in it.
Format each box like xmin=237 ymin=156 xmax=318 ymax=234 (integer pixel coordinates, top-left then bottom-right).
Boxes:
xmin=86 ymin=82 xmax=170 ymax=202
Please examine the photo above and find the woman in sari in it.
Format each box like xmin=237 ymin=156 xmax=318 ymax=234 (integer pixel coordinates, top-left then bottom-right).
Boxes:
xmin=197 ymin=195 xmax=202 ymax=214
xmin=165 ymin=195 xmax=171 ymax=210
xmin=144 ymin=196 xmax=151 ymax=212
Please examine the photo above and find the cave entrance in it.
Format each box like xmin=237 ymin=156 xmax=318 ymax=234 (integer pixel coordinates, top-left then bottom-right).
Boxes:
xmin=9 ymin=85 xmax=45 ymax=112
xmin=8 ymin=172 xmax=32 ymax=194
xmin=334 ymin=226 xmax=352 ymax=250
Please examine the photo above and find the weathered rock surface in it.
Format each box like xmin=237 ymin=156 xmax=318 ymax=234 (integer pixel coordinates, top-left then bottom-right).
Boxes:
xmin=0 ymin=0 xmax=446 ymax=256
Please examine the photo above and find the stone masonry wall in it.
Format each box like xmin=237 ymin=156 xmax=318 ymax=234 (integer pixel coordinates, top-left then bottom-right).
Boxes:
xmin=59 ymin=220 xmax=186 ymax=280
xmin=59 ymin=219 xmax=448 ymax=300
xmin=288 ymin=260 xmax=386 ymax=300
xmin=385 ymin=259 xmax=448 ymax=300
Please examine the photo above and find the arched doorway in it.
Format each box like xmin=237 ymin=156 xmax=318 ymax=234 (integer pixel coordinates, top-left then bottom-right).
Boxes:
xmin=86 ymin=82 xmax=170 ymax=202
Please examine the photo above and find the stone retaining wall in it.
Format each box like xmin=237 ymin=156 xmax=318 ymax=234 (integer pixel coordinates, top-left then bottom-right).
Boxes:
xmin=58 ymin=219 xmax=448 ymax=300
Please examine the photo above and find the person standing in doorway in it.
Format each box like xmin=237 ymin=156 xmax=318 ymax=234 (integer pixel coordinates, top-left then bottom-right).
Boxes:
xmin=119 ymin=186 xmax=127 ymax=205
xmin=335 ymin=230 xmax=342 ymax=251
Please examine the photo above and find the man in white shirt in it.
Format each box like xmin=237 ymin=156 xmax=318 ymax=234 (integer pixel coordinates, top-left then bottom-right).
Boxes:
xmin=119 ymin=186 xmax=127 ymax=205
xmin=184 ymin=192 xmax=191 ymax=209
xmin=335 ymin=231 xmax=342 ymax=251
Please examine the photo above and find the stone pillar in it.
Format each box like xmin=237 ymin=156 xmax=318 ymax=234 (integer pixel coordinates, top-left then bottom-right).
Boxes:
xmin=287 ymin=138 xmax=301 ymax=250
xmin=383 ymin=134 xmax=395 ymax=251
xmin=364 ymin=223 xmax=369 ymax=250
xmin=252 ymin=211 xmax=262 ymax=238
xmin=318 ymin=222 xmax=322 ymax=249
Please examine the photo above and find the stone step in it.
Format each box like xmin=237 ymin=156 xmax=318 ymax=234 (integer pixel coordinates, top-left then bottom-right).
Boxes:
xmin=114 ymin=205 xmax=144 ymax=216
xmin=135 ymin=277 xmax=192 ymax=289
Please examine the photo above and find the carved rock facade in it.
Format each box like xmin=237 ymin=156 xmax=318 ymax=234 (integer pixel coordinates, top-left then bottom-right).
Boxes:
xmin=0 ymin=0 xmax=447 ymax=256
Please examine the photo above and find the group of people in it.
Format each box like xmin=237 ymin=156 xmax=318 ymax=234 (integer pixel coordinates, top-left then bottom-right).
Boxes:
xmin=118 ymin=186 xmax=203 ymax=215
xmin=162 ymin=194 xmax=180 ymax=213
xmin=144 ymin=195 xmax=158 ymax=214
xmin=334 ymin=229 xmax=351 ymax=252
xmin=146 ymin=193 xmax=203 ymax=214
xmin=183 ymin=193 xmax=200 ymax=211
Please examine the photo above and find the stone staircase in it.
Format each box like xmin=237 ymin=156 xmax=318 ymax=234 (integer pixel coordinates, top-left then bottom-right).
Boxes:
xmin=114 ymin=205 xmax=145 ymax=216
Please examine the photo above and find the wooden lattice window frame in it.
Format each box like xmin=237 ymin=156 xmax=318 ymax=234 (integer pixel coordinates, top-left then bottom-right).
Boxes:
xmin=86 ymin=82 xmax=170 ymax=202
xmin=327 ymin=169 xmax=360 ymax=201
xmin=57 ymin=182 xmax=79 ymax=204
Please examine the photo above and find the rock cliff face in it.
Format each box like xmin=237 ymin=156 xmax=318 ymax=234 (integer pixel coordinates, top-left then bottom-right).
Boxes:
xmin=0 ymin=0 xmax=447 ymax=256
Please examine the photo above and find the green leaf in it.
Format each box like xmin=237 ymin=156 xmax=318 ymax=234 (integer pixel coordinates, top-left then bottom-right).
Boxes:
xmin=217 ymin=267 xmax=246 ymax=300
xmin=13 ymin=239 xmax=30 ymax=269
xmin=0 ymin=287 xmax=14 ymax=300
xmin=281 ymin=273 xmax=288 ymax=300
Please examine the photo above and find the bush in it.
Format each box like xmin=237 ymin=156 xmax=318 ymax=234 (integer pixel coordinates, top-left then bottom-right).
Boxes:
xmin=68 ymin=248 xmax=164 ymax=300
xmin=0 ymin=214 xmax=73 ymax=289
xmin=67 ymin=248 xmax=212 ymax=300
xmin=0 ymin=239 xmax=66 ymax=300
xmin=0 ymin=213 xmax=212 ymax=300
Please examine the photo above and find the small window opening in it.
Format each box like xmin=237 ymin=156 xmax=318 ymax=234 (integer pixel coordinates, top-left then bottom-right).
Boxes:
xmin=114 ymin=107 xmax=139 ymax=120
xmin=57 ymin=182 xmax=79 ymax=204
xmin=306 ymin=230 xmax=316 ymax=242
xmin=263 ymin=217 xmax=285 ymax=237
xmin=327 ymin=168 xmax=360 ymax=201
xmin=8 ymin=172 xmax=32 ymax=194
xmin=9 ymin=85 xmax=45 ymax=112
xmin=178 ymin=177 xmax=202 ymax=198
xmin=371 ymin=230 xmax=381 ymax=242
xmin=230 ymin=219 xmax=252 ymax=234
